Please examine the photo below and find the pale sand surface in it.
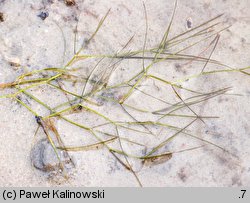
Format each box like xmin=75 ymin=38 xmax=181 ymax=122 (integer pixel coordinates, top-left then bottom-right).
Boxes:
xmin=0 ymin=0 xmax=249 ymax=186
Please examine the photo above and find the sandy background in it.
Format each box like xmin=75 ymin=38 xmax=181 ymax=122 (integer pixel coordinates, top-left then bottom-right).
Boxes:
xmin=0 ymin=0 xmax=250 ymax=186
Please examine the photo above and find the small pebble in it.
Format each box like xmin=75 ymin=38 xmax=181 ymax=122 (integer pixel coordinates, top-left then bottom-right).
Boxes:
xmin=186 ymin=17 xmax=192 ymax=29
xmin=65 ymin=0 xmax=76 ymax=6
xmin=0 ymin=12 xmax=4 ymax=22
xmin=37 ymin=11 xmax=49 ymax=20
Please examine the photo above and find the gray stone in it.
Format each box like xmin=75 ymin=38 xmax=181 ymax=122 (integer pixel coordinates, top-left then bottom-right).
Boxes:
xmin=30 ymin=138 xmax=73 ymax=172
